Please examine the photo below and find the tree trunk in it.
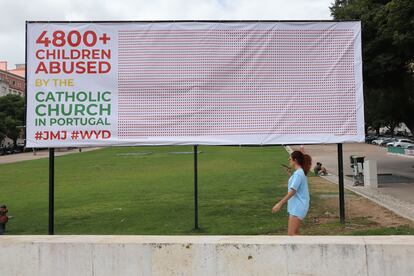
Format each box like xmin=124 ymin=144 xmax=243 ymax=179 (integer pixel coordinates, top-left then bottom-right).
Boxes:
xmin=389 ymin=126 xmax=395 ymax=137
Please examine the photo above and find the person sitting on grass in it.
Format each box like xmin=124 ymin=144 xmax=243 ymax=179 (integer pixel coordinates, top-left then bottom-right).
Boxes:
xmin=314 ymin=162 xmax=328 ymax=176
xmin=272 ymin=151 xmax=312 ymax=235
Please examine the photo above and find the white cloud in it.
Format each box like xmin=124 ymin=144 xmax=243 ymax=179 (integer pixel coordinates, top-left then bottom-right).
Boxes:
xmin=0 ymin=0 xmax=333 ymax=67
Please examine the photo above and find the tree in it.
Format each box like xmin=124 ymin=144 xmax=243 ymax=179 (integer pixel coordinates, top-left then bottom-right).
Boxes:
xmin=0 ymin=113 xmax=7 ymax=144
xmin=330 ymin=0 xmax=414 ymax=135
xmin=0 ymin=94 xmax=25 ymax=147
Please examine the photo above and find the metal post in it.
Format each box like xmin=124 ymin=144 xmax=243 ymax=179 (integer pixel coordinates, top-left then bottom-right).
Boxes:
xmin=337 ymin=143 xmax=345 ymax=224
xmin=194 ymin=145 xmax=199 ymax=229
xmin=49 ymin=148 xmax=55 ymax=235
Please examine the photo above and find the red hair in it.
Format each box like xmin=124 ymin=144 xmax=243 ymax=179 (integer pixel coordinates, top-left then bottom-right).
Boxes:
xmin=291 ymin=150 xmax=312 ymax=175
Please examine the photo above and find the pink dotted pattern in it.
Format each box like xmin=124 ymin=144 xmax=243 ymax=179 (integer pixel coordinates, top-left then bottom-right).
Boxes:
xmin=117 ymin=28 xmax=357 ymax=138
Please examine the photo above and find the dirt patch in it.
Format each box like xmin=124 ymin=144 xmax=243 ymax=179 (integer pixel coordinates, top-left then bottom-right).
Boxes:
xmin=345 ymin=197 xmax=412 ymax=227
xmin=301 ymin=176 xmax=414 ymax=235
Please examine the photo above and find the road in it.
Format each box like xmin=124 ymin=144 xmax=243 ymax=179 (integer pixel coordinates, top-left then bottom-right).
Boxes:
xmin=296 ymin=143 xmax=414 ymax=205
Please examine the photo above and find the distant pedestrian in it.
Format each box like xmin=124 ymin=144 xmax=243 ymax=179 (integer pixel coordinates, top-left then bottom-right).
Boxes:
xmin=0 ymin=205 xmax=9 ymax=235
xmin=272 ymin=151 xmax=312 ymax=235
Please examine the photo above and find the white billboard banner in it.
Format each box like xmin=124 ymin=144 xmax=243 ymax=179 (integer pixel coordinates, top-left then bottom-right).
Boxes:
xmin=26 ymin=21 xmax=364 ymax=147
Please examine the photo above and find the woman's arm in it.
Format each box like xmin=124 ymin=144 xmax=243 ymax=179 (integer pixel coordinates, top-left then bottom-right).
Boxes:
xmin=271 ymin=189 xmax=296 ymax=213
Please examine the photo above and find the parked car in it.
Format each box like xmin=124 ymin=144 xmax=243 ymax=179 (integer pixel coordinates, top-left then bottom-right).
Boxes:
xmin=372 ymin=137 xmax=387 ymax=145
xmin=380 ymin=138 xmax=397 ymax=146
xmin=4 ymin=147 xmax=13 ymax=154
xmin=365 ymin=135 xmax=378 ymax=144
xmin=0 ymin=146 xmax=25 ymax=155
xmin=386 ymin=138 xmax=414 ymax=148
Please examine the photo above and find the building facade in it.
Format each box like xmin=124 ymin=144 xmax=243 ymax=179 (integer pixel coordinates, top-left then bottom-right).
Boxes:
xmin=0 ymin=61 xmax=25 ymax=97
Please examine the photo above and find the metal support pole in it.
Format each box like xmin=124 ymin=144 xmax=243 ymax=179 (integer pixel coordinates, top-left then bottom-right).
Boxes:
xmin=194 ymin=145 xmax=199 ymax=229
xmin=337 ymin=143 xmax=345 ymax=224
xmin=49 ymin=148 xmax=55 ymax=235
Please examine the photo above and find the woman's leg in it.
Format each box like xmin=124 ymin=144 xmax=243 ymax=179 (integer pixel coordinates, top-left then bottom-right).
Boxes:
xmin=288 ymin=215 xmax=302 ymax=235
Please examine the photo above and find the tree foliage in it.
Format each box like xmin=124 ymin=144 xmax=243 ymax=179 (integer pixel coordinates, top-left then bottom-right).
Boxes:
xmin=331 ymin=0 xmax=414 ymax=135
xmin=0 ymin=94 xmax=25 ymax=146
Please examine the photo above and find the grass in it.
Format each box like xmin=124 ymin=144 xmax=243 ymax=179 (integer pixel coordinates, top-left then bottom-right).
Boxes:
xmin=1 ymin=145 xmax=413 ymax=235
xmin=0 ymin=146 xmax=290 ymax=234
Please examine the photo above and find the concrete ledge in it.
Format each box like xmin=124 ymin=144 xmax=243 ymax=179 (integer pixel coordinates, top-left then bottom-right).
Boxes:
xmin=1 ymin=235 xmax=414 ymax=276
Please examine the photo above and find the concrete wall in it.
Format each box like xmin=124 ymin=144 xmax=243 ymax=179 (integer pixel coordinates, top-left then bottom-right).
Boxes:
xmin=0 ymin=235 xmax=413 ymax=276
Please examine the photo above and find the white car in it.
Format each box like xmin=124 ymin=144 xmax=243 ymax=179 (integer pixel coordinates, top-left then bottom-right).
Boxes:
xmin=386 ymin=139 xmax=414 ymax=148
xmin=403 ymin=143 xmax=414 ymax=149
xmin=372 ymin=137 xmax=387 ymax=145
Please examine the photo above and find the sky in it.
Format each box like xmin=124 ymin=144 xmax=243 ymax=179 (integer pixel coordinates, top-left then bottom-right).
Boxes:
xmin=0 ymin=0 xmax=334 ymax=67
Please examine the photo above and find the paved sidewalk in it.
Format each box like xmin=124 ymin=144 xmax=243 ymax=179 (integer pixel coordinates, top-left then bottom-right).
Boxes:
xmin=0 ymin=148 xmax=101 ymax=164
xmin=287 ymin=144 xmax=414 ymax=222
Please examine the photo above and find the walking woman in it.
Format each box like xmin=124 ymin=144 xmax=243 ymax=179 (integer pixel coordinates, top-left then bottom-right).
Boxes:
xmin=272 ymin=150 xmax=312 ymax=235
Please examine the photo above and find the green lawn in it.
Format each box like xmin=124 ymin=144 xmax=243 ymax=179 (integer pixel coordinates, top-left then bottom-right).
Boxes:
xmin=2 ymin=146 xmax=413 ymax=235
xmin=0 ymin=146 xmax=290 ymax=235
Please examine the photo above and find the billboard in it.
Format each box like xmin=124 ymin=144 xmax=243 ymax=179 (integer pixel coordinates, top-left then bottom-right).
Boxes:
xmin=26 ymin=21 xmax=364 ymax=147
